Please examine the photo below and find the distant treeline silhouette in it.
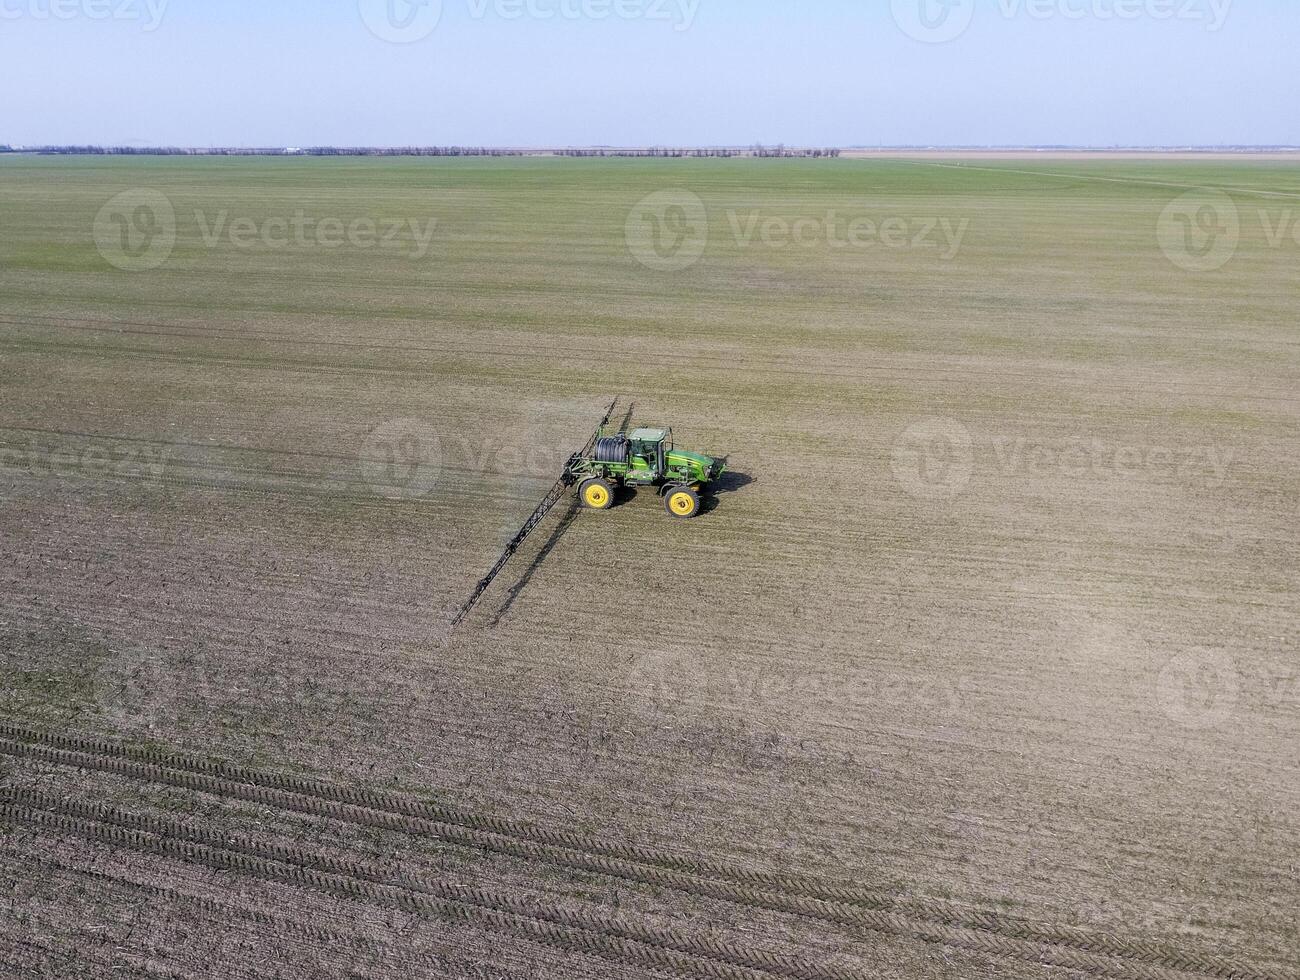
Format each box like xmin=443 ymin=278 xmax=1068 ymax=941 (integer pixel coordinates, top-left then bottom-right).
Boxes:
xmin=0 ymin=144 xmax=841 ymax=158
xmin=1 ymin=146 xmax=523 ymax=157
xmin=297 ymin=147 xmax=523 ymax=157
xmin=557 ymin=145 xmax=841 ymax=158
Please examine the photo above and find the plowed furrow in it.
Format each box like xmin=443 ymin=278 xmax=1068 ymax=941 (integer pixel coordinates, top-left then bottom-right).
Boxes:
xmin=0 ymin=724 xmax=1286 ymax=980
xmin=13 ymin=853 xmax=410 ymax=975
xmin=0 ymin=788 xmax=853 ymax=980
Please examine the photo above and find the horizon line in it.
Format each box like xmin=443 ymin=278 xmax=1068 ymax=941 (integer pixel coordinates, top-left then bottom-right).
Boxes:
xmin=5 ymin=144 xmax=1300 ymax=154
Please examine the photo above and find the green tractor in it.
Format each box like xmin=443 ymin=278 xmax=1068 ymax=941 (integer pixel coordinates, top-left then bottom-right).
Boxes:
xmin=452 ymin=401 xmax=727 ymax=626
xmin=566 ymin=427 xmax=725 ymax=519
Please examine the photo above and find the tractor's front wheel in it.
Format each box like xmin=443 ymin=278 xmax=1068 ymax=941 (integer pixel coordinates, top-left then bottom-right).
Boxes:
xmin=664 ymin=486 xmax=701 ymax=519
xmin=580 ymin=478 xmax=615 ymax=510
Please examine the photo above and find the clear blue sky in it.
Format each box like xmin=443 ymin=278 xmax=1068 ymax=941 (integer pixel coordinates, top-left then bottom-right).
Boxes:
xmin=2 ymin=0 xmax=1296 ymax=146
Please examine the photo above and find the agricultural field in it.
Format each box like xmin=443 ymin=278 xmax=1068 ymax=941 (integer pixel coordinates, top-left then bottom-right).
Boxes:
xmin=0 ymin=155 xmax=1296 ymax=979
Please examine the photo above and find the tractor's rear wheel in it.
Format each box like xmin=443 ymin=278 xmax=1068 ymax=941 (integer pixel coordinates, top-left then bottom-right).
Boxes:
xmin=580 ymin=478 xmax=615 ymax=510
xmin=664 ymin=486 xmax=701 ymax=519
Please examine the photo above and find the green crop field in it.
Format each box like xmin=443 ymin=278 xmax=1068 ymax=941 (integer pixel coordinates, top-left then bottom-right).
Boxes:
xmin=1 ymin=155 xmax=1297 ymax=979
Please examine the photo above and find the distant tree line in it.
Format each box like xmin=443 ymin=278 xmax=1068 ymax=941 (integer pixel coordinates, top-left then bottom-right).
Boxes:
xmin=0 ymin=144 xmax=843 ymax=158
xmin=750 ymin=144 xmax=841 ymax=158
xmin=557 ymin=145 xmax=841 ymax=158
xmin=297 ymin=146 xmax=522 ymax=157
xmin=2 ymin=146 xmax=523 ymax=157
xmin=557 ymin=147 xmax=742 ymax=158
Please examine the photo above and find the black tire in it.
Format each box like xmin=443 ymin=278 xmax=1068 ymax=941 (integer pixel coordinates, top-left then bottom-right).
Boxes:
xmin=579 ymin=478 xmax=615 ymax=510
xmin=663 ymin=486 xmax=700 ymax=519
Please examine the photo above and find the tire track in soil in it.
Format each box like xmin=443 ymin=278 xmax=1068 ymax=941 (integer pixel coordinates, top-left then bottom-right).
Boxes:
xmin=0 ymin=930 xmax=187 ymax=980
xmin=1 ymin=725 xmax=1286 ymax=980
xmin=11 ymin=856 xmax=386 ymax=965
xmin=0 ymin=788 xmax=846 ymax=980
xmin=5 ymin=854 xmax=492 ymax=980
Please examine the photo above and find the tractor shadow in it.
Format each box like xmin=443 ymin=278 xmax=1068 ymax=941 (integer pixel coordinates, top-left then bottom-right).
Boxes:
xmin=703 ymin=469 xmax=755 ymax=513
xmin=712 ymin=469 xmax=755 ymax=496
xmin=489 ymin=497 xmax=582 ymax=626
xmin=489 ymin=469 xmax=756 ymax=625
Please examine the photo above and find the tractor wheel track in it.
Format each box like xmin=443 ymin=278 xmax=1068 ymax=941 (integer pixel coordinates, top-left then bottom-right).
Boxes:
xmin=1 ymin=788 xmax=849 ymax=980
xmin=8 ymin=854 xmax=427 ymax=979
xmin=0 ymin=724 xmax=1286 ymax=980
xmin=0 ymin=931 xmax=187 ymax=980
xmin=0 ymin=725 xmax=892 ymax=905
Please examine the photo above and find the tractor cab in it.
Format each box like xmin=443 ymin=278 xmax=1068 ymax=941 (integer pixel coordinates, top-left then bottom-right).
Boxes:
xmin=626 ymin=427 xmax=669 ymax=483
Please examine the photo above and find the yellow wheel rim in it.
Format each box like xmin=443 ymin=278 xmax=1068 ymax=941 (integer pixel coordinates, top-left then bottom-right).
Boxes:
xmin=669 ymin=492 xmax=696 ymax=516
xmin=585 ymin=484 xmax=609 ymax=508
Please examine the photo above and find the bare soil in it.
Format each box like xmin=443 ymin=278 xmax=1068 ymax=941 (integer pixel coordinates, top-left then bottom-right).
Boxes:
xmin=0 ymin=156 xmax=1296 ymax=979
